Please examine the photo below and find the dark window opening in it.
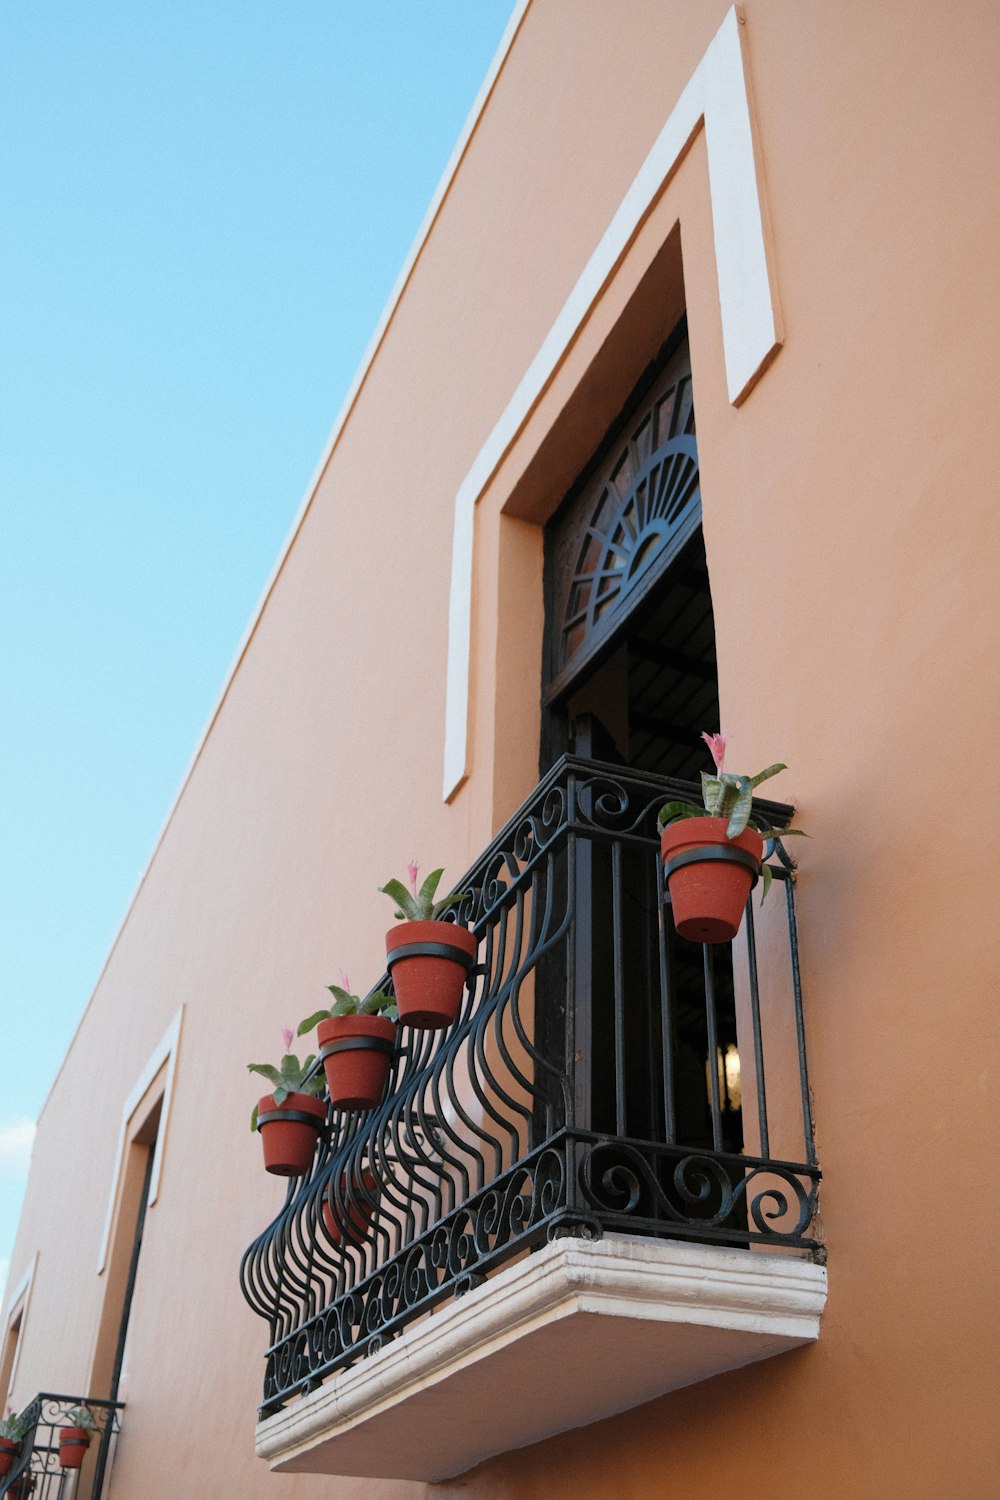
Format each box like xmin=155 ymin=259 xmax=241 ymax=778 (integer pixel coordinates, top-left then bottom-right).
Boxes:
xmin=542 ymin=324 xmax=743 ymax=1160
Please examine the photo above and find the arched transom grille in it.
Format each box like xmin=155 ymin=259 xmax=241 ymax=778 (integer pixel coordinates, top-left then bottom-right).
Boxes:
xmin=549 ymin=341 xmax=699 ymax=696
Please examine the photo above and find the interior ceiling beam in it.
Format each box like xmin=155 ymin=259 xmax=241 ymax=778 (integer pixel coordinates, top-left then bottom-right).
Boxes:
xmin=629 ymin=711 xmax=704 ymax=746
xmin=629 ymin=639 xmax=716 ymax=681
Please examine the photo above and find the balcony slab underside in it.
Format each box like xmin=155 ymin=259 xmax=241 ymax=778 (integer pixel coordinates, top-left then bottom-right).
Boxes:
xmin=256 ymin=1233 xmax=827 ymax=1482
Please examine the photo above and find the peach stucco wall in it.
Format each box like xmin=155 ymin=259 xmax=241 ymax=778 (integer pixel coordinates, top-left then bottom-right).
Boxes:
xmin=6 ymin=2 xmax=1000 ymax=1496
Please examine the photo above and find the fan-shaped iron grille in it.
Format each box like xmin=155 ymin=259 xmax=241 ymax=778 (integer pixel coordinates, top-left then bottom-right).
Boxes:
xmin=549 ymin=343 xmax=698 ymax=697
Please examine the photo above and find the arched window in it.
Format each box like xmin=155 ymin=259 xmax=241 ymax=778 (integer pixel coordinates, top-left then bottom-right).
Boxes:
xmin=547 ymin=334 xmax=699 ymax=703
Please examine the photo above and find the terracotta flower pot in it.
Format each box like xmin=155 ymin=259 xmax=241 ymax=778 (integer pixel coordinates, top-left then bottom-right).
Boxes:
xmin=661 ymin=817 xmax=763 ymax=943
xmin=317 ymin=1014 xmax=396 ymax=1111
xmin=385 ymin=920 xmax=477 ymax=1029
xmin=256 ymin=1092 xmax=327 ymax=1176
xmin=59 ymin=1426 xmax=91 ymax=1468
xmin=321 ymin=1169 xmax=378 ymax=1246
xmin=0 ymin=1437 xmax=18 ymax=1475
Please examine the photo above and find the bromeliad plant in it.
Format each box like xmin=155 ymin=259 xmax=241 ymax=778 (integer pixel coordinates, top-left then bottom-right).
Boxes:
xmin=378 ymin=862 xmax=468 ymax=923
xmin=379 ymin=862 xmax=477 ymax=1030
xmin=0 ymin=1412 xmax=25 ymax=1443
xmin=247 ymin=1029 xmax=324 ymax=1132
xmin=63 ymin=1407 xmax=98 ymax=1437
xmin=657 ymin=732 xmax=805 ymax=902
xmin=248 ymin=1028 xmax=327 ymax=1176
xmin=657 ymin=733 xmax=806 ymax=943
xmin=297 ymin=976 xmax=397 ymax=1033
xmin=297 ymin=974 xmax=398 ymax=1112
xmin=0 ymin=1409 xmax=25 ymax=1476
xmin=59 ymin=1406 xmax=99 ymax=1470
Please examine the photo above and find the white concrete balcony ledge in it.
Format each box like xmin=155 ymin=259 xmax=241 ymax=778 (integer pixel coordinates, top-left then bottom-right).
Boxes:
xmin=256 ymin=1233 xmax=827 ymax=1482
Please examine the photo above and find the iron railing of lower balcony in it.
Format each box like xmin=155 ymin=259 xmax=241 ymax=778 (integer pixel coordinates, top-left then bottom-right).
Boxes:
xmin=0 ymin=1394 xmax=122 ymax=1499
xmin=241 ymin=755 xmax=821 ymax=1416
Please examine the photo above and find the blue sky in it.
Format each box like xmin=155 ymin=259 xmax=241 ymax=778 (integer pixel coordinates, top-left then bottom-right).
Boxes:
xmin=0 ymin=0 xmax=513 ymax=1285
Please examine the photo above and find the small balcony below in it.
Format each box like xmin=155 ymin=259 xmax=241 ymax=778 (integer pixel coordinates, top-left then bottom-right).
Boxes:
xmin=0 ymin=1393 xmax=122 ymax=1499
xmin=241 ymin=756 xmax=826 ymax=1481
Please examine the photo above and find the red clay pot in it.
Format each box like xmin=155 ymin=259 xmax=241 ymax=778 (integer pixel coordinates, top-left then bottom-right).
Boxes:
xmin=317 ymin=1014 xmax=396 ymax=1111
xmin=256 ymin=1092 xmax=326 ymax=1176
xmin=59 ymin=1426 xmax=91 ymax=1469
xmin=661 ymin=817 xmax=763 ymax=944
xmin=321 ymin=1169 xmax=378 ymax=1246
xmin=385 ymin=921 xmax=477 ymax=1029
xmin=0 ymin=1437 xmax=18 ymax=1475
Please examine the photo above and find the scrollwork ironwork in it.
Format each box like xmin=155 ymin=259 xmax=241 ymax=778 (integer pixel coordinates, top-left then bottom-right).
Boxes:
xmin=240 ymin=755 xmax=819 ymax=1415
xmin=0 ymin=1393 xmax=122 ymax=1500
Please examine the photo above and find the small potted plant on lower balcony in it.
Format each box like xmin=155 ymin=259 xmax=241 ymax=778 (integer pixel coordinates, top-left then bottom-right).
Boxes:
xmin=59 ymin=1405 xmax=99 ymax=1469
xmin=658 ymin=733 xmax=805 ymax=943
xmin=320 ymin=1167 xmax=379 ymax=1246
xmin=297 ymin=974 xmax=398 ymax=1111
xmin=379 ymin=862 xmax=475 ymax=1029
xmin=249 ymin=1030 xmax=327 ymax=1176
xmin=0 ymin=1410 xmax=25 ymax=1475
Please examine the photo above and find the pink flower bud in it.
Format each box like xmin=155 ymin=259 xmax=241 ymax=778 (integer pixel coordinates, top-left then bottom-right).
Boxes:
xmin=281 ymin=1027 xmax=294 ymax=1053
xmin=339 ymin=969 xmax=351 ymax=994
xmin=407 ymin=860 xmax=419 ymax=898
xmin=700 ymin=731 xmax=728 ymax=774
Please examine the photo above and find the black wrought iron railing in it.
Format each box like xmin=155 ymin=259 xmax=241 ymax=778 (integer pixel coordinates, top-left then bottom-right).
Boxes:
xmin=0 ymin=1394 xmax=122 ymax=1499
xmin=241 ymin=756 xmax=820 ymax=1416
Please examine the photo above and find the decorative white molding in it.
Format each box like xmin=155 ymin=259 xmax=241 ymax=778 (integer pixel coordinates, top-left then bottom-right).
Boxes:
xmin=257 ymin=1234 xmax=826 ymax=1483
xmin=2 ymin=1253 xmax=37 ymax=1402
xmin=96 ymin=1007 xmax=183 ymax=1273
xmin=443 ymin=4 xmax=781 ymax=799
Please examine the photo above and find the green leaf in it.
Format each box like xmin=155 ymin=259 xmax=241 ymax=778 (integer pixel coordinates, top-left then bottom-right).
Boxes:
xmin=250 ymin=1103 xmax=259 ymax=1132
xmin=247 ymin=1063 xmax=282 ymax=1087
xmin=301 ymin=1062 xmax=324 ymax=1096
xmin=754 ymin=824 xmax=808 ymax=842
xmin=719 ymin=775 xmax=744 ymax=816
xmin=326 ymin=985 xmax=359 ymax=1015
xmin=417 ymin=867 xmax=444 ymax=912
xmin=297 ymin=1010 xmax=332 ymax=1036
xmin=431 ymin=890 xmax=469 ymax=918
xmin=657 ymin=801 xmax=707 ymax=832
xmin=726 ymin=776 xmax=754 ymax=839
xmin=273 ymin=1084 xmax=289 ymax=1105
xmin=760 ymin=862 xmax=773 ymax=903
xmin=701 ymin=772 xmax=723 ymax=814
xmin=360 ymin=989 xmax=396 ymax=1016
xmin=379 ymin=878 xmax=420 ymax=922
xmin=749 ymin=763 xmax=787 ymax=788
xmin=280 ymin=1053 xmax=301 ymax=1078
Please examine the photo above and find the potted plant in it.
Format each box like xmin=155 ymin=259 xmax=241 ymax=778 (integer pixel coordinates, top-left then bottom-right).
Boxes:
xmin=379 ymin=862 xmax=475 ymax=1029
xmin=59 ymin=1404 xmax=99 ymax=1469
xmin=658 ymin=733 xmax=805 ymax=943
xmin=297 ymin=974 xmax=398 ymax=1111
xmin=320 ymin=1167 xmax=379 ymax=1246
xmin=248 ymin=1029 xmax=327 ymax=1176
xmin=0 ymin=1410 xmax=25 ymax=1475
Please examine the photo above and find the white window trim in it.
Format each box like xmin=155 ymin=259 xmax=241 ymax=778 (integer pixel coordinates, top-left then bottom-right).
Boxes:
xmin=96 ymin=1006 xmax=183 ymax=1274
xmin=442 ymin=3 xmax=782 ymax=799
xmin=2 ymin=1253 xmax=37 ymax=1402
